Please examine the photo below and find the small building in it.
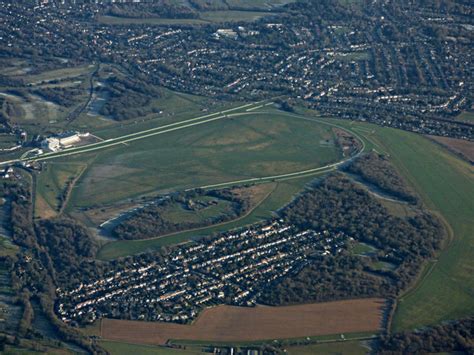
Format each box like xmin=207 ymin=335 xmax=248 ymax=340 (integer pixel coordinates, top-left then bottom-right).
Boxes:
xmin=214 ymin=29 xmax=238 ymax=39
xmin=41 ymin=132 xmax=89 ymax=152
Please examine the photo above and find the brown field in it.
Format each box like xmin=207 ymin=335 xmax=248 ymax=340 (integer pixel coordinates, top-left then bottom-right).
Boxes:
xmin=428 ymin=135 xmax=474 ymax=163
xmin=100 ymin=299 xmax=385 ymax=345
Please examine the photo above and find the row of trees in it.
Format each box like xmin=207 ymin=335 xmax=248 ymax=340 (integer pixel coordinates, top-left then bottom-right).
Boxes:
xmin=344 ymin=152 xmax=419 ymax=204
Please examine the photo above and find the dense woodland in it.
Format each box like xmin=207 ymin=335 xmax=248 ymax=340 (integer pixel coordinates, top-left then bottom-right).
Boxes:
xmin=378 ymin=317 xmax=474 ymax=353
xmin=32 ymin=87 xmax=84 ymax=108
xmin=344 ymin=152 xmax=419 ymax=204
xmin=258 ymin=253 xmax=394 ymax=305
xmin=0 ymin=180 xmax=105 ymax=353
xmin=259 ymin=174 xmax=444 ymax=305
xmin=113 ymin=188 xmax=250 ymax=240
xmin=98 ymin=75 xmax=163 ymax=121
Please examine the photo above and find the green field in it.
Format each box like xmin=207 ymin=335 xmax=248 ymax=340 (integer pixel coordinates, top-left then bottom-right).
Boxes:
xmin=351 ymin=242 xmax=377 ymax=256
xmin=355 ymin=125 xmax=474 ymax=330
xmin=455 ymin=111 xmax=474 ymax=122
xmin=68 ymin=112 xmax=341 ymax=208
xmin=100 ymin=341 xmax=202 ymax=355
xmin=98 ymin=16 xmax=209 ymax=26
xmin=97 ymin=176 xmax=316 ymax=260
xmin=266 ymin=112 xmax=474 ymax=331
xmin=200 ymin=10 xmax=275 ymax=22
xmin=35 ymin=162 xmax=86 ymax=218
xmin=21 ymin=64 xmax=94 ymax=85
xmin=99 ymin=10 xmax=274 ymax=26
xmin=286 ymin=340 xmax=369 ymax=355
xmin=225 ymin=0 xmax=296 ymax=8
xmin=159 ymin=196 xmax=234 ymax=224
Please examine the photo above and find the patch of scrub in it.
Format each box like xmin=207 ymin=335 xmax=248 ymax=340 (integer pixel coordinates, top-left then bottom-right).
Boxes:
xmin=351 ymin=242 xmax=378 ymax=256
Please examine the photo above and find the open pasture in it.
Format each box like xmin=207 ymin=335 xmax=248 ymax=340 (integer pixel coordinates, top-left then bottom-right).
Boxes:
xmin=100 ymin=299 xmax=385 ymax=345
xmin=352 ymin=124 xmax=474 ymax=330
xmin=428 ymin=135 xmax=474 ymax=163
xmin=68 ymin=112 xmax=341 ymax=208
xmin=35 ymin=162 xmax=86 ymax=218
xmin=278 ymin=111 xmax=474 ymax=331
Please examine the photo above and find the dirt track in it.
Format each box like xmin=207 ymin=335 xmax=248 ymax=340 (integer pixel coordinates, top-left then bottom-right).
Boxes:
xmin=101 ymin=298 xmax=386 ymax=345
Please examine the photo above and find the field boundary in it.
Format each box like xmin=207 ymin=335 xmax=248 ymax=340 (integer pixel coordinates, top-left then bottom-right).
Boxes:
xmin=99 ymin=299 xmax=386 ymax=346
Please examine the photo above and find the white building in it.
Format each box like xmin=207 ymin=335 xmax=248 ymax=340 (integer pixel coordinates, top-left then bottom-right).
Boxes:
xmin=41 ymin=132 xmax=89 ymax=152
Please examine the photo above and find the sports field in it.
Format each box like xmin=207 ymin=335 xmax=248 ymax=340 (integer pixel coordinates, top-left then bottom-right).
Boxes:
xmin=100 ymin=299 xmax=385 ymax=345
xmin=67 ymin=112 xmax=342 ymax=208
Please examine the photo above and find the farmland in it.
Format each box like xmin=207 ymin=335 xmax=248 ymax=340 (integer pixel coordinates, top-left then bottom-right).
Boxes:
xmin=99 ymin=299 xmax=385 ymax=345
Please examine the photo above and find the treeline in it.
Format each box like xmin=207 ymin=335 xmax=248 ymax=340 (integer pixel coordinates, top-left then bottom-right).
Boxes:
xmin=112 ymin=188 xmax=250 ymax=240
xmin=258 ymin=254 xmax=395 ymax=305
xmin=35 ymin=219 xmax=99 ymax=285
xmin=344 ymin=152 xmax=418 ymax=204
xmin=259 ymin=174 xmax=444 ymax=305
xmin=32 ymin=86 xmax=84 ymax=108
xmin=0 ymin=180 xmax=106 ymax=353
xmin=98 ymin=75 xmax=162 ymax=121
xmin=378 ymin=317 xmax=473 ymax=353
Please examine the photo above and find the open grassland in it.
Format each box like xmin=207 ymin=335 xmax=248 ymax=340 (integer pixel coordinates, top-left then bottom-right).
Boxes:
xmin=354 ymin=125 xmax=474 ymax=330
xmin=286 ymin=340 xmax=369 ymax=355
xmin=0 ymin=64 xmax=95 ymax=134
xmin=83 ymin=90 xmax=227 ymax=140
xmin=35 ymin=162 xmax=86 ymax=218
xmin=225 ymin=0 xmax=296 ymax=9
xmin=428 ymin=135 xmax=474 ymax=163
xmin=0 ymin=91 xmax=68 ymax=134
xmin=0 ymin=236 xmax=18 ymax=258
xmin=99 ymin=10 xmax=274 ymax=26
xmin=68 ymin=112 xmax=341 ymax=208
xmin=455 ymin=110 xmax=474 ymax=122
xmin=100 ymin=299 xmax=385 ymax=345
xmin=200 ymin=10 xmax=276 ymax=22
xmin=72 ymin=88 xmax=219 ymax=136
xmin=100 ymin=341 xmax=202 ymax=355
xmin=98 ymin=16 xmax=209 ymax=26
xmin=96 ymin=176 xmax=315 ymax=260
xmin=20 ymin=64 xmax=94 ymax=85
